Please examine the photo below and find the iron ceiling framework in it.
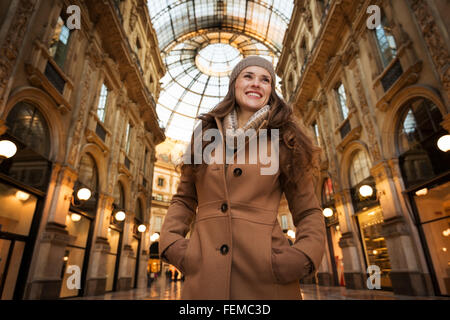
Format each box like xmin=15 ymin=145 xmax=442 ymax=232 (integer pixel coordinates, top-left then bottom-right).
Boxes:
xmin=147 ymin=0 xmax=294 ymax=141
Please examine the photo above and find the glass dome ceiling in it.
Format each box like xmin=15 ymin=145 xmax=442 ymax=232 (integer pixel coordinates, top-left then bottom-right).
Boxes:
xmin=147 ymin=0 xmax=294 ymax=141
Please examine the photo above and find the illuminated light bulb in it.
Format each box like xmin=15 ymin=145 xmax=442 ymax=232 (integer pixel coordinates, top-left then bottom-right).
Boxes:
xmin=359 ymin=185 xmax=373 ymax=197
xmin=415 ymin=188 xmax=428 ymax=196
xmin=443 ymin=228 xmax=450 ymax=237
xmin=77 ymin=187 xmax=91 ymax=201
xmin=137 ymin=224 xmax=146 ymax=233
xmin=287 ymin=230 xmax=295 ymax=239
xmin=368 ymin=211 xmax=376 ymax=216
xmin=336 ymin=225 xmax=340 ymax=231
xmin=373 ymin=250 xmax=378 ymax=255
xmin=63 ymin=256 xmax=69 ymax=262
xmin=442 ymin=248 xmax=447 ymax=252
xmin=71 ymin=213 xmax=82 ymax=222
xmin=437 ymin=134 xmax=450 ymax=152
xmin=150 ymin=232 xmax=160 ymax=242
xmin=0 ymin=140 xmax=17 ymax=159
xmin=323 ymin=207 xmax=333 ymax=217
xmin=15 ymin=190 xmax=30 ymax=201
xmin=115 ymin=211 xmax=126 ymax=221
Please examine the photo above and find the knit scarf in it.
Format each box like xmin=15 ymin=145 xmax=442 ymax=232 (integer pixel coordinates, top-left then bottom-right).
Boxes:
xmin=222 ymin=105 xmax=270 ymax=155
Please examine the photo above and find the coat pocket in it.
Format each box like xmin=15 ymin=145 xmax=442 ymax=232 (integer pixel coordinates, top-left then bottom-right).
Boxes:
xmin=180 ymin=232 xmax=200 ymax=276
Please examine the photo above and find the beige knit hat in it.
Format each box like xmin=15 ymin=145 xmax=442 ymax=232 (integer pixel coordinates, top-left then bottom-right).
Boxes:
xmin=229 ymin=56 xmax=276 ymax=88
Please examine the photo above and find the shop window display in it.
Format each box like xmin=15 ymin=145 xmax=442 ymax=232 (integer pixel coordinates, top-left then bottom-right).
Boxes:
xmin=357 ymin=207 xmax=392 ymax=290
xmin=413 ymin=181 xmax=450 ymax=295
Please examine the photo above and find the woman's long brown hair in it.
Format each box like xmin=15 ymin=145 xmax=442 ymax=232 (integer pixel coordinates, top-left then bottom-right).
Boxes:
xmin=180 ymin=78 xmax=321 ymax=186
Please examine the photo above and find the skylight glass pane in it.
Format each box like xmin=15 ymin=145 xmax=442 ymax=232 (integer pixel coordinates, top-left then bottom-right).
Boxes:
xmin=148 ymin=0 xmax=293 ymax=141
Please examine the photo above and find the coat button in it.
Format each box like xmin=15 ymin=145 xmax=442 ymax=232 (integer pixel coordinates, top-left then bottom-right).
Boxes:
xmin=220 ymin=244 xmax=229 ymax=255
xmin=233 ymin=168 xmax=242 ymax=177
xmin=221 ymin=203 xmax=228 ymax=212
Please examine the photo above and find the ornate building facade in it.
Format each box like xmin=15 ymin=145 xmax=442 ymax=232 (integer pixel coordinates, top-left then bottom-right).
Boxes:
xmin=277 ymin=0 xmax=450 ymax=296
xmin=148 ymin=138 xmax=185 ymax=274
xmin=0 ymin=0 xmax=164 ymax=299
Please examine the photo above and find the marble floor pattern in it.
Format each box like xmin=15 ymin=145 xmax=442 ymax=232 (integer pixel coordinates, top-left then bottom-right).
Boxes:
xmin=70 ymin=273 xmax=450 ymax=300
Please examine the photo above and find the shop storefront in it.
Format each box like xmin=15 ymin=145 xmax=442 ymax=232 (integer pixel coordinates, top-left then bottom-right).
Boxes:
xmin=59 ymin=153 xmax=99 ymax=298
xmin=0 ymin=101 xmax=52 ymax=299
xmin=356 ymin=206 xmax=392 ymax=289
xmin=410 ymin=178 xmax=450 ymax=296
xmin=397 ymin=97 xmax=450 ymax=296
xmin=349 ymin=150 xmax=393 ymax=290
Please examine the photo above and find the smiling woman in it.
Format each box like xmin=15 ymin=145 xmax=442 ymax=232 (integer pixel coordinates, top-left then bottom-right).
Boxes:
xmin=159 ymin=56 xmax=325 ymax=300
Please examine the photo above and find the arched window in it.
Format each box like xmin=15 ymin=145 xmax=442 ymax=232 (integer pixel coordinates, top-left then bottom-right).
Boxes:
xmin=78 ymin=153 xmax=98 ymax=193
xmin=6 ymin=101 xmax=50 ymax=158
xmin=75 ymin=153 xmax=99 ymax=215
xmin=349 ymin=150 xmax=372 ymax=187
xmin=398 ymin=98 xmax=443 ymax=154
xmin=397 ymin=97 xmax=448 ymax=187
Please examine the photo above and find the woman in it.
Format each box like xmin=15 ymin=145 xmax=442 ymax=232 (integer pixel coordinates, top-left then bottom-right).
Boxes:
xmin=159 ymin=56 xmax=326 ymax=299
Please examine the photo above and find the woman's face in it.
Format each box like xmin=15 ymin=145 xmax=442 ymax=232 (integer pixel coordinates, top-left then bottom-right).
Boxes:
xmin=234 ymin=66 xmax=272 ymax=114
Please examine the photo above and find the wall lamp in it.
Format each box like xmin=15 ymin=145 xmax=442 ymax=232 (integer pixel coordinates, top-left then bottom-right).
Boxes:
xmin=323 ymin=207 xmax=334 ymax=217
xmin=0 ymin=139 xmax=17 ymax=160
xmin=137 ymin=224 xmax=147 ymax=233
xmin=150 ymin=232 xmax=160 ymax=242
xmin=114 ymin=210 xmax=126 ymax=222
xmin=67 ymin=187 xmax=92 ymax=206
xmin=437 ymin=134 xmax=450 ymax=152
xmin=358 ymin=185 xmax=374 ymax=197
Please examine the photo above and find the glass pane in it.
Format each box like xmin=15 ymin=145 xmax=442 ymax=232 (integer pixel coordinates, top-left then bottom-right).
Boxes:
xmin=414 ymin=181 xmax=450 ymax=224
xmin=0 ymin=240 xmax=11 ymax=297
xmin=97 ymin=84 xmax=108 ymax=122
xmin=374 ymin=15 xmax=397 ymax=68
xmin=105 ymin=253 xmax=117 ymax=292
xmin=65 ymin=212 xmax=90 ymax=248
xmin=421 ymin=217 xmax=450 ymax=295
xmin=49 ymin=16 xmax=65 ymax=57
xmin=350 ymin=151 xmax=372 ymax=187
xmin=6 ymin=101 xmax=51 ymax=158
xmin=0 ymin=182 xmax=37 ymax=236
xmin=1 ymin=240 xmax=25 ymax=300
xmin=59 ymin=247 xmax=85 ymax=298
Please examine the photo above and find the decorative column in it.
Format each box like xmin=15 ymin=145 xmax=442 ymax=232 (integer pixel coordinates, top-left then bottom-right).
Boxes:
xmin=116 ymin=214 xmax=133 ymax=291
xmin=24 ymin=164 xmax=77 ymax=299
xmin=85 ymin=193 xmax=114 ymax=296
xmin=317 ymin=240 xmax=334 ymax=286
xmin=409 ymin=0 xmax=450 ymax=106
xmin=335 ymin=190 xmax=366 ymax=289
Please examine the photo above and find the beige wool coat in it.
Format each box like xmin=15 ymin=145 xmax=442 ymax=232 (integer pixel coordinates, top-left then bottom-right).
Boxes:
xmin=159 ymin=115 xmax=326 ymax=300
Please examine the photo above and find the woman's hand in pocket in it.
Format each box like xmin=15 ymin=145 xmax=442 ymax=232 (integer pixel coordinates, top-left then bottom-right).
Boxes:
xmin=163 ymin=238 xmax=189 ymax=273
xmin=271 ymin=246 xmax=312 ymax=284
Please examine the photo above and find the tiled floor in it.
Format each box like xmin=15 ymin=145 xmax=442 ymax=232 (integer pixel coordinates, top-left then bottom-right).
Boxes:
xmin=71 ymin=272 xmax=450 ymax=300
